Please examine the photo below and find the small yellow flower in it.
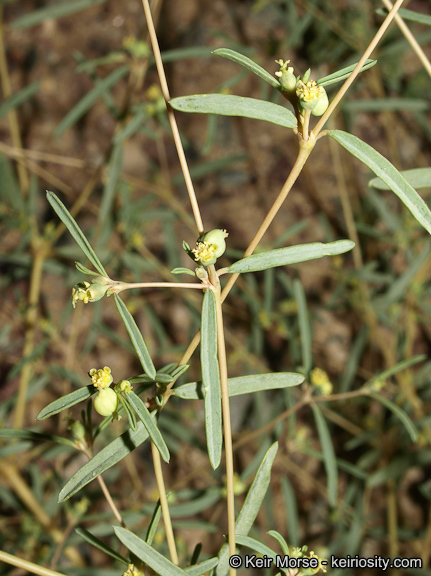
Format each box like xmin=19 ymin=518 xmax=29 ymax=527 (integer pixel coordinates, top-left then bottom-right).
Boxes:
xmin=296 ymin=80 xmax=328 ymax=116
xmin=89 ymin=366 xmax=113 ymax=389
xmin=192 ymin=241 xmax=217 ymax=266
xmin=310 ymin=367 xmax=333 ymax=396
xmin=192 ymin=229 xmax=229 ymax=267
xmin=123 ymin=563 xmax=145 ymax=576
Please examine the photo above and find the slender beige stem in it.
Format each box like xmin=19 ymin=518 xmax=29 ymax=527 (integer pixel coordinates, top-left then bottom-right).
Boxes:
xmin=141 ymin=0 xmax=204 ymax=234
xmin=381 ymin=0 xmax=431 ymax=79
xmin=312 ymin=0 xmax=406 ymax=137
xmin=119 ymin=281 xmax=203 ymax=291
xmin=96 ymin=475 xmax=126 ymax=527
xmin=0 ymin=550 xmax=67 ymax=576
xmin=151 ymin=442 xmax=179 ymax=565
xmin=214 ymin=285 xmax=236 ymax=574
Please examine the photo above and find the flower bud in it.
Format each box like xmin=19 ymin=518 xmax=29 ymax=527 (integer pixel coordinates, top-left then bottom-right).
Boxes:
xmin=94 ymin=387 xmax=118 ymax=417
xmin=275 ymin=59 xmax=297 ymax=92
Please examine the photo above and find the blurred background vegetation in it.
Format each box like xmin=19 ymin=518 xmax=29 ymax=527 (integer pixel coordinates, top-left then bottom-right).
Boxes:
xmin=1 ymin=0 xmax=431 ymax=574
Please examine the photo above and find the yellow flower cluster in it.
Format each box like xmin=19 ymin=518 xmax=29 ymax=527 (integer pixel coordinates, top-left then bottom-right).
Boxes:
xmin=89 ymin=366 xmax=113 ymax=389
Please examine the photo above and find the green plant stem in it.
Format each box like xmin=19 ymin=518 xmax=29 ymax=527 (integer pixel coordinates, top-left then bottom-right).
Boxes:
xmin=141 ymin=0 xmax=204 ymax=235
xmin=312 ymin=0 xmax=405 ymax=137
xmin=0 ymin=550 xmax=67 ymax=576
xmin=213 ymin=283 xmax=236 ymax=575
xmin=151 ymin=441 xmax=179 ymax=565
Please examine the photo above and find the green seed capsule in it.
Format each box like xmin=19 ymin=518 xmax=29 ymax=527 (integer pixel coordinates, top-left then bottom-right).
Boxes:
xmin=94 ymin=388 xmax=118 ymax=416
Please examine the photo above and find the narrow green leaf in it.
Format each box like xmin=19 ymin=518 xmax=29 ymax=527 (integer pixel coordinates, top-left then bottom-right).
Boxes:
xmin=54 ymin=66 xmax=129 ymax=137
xmin=145 ymin=502 xmax=162 ymax=545
xmin=174 ymin=372 xmax=304 ymax=400
xmin=267 ymin=530 xmax=289 ymax=556
xmin=281 ymin=476 xmax=300 ymax=547
xmin=343 ymin=98 xmax=429 ymax=113
xmin=0 ymin=81 xmax=40 ymax=119
xmin=117 ymin=394 xmax=137 ymax=432
xmin=235 ymin=535 xmax=277 ymax=559
xmin=201 ymin=289 xmax=222 ymax=470
xmin=329 ymin=130 xmax=431 ymax=235
xmin=311 ymin=405 xmax=338 ymax=507
xmin=0 ymin=428 xmax=74 ymax=447
xmin=75 ymin=527 xmax=129 ymax=566
xmin=75 ymin=262 xmax=101 ymax=276
xmin=212 ymin=48 xmax=281 ymax=89
xmin=228 ymin=240 xmax=355 ymax=273
xmin=370 ymin=394 xmax=418 ymax=442
xmin=114 ymin=527 xmax=188 ymax=576
xmin=367 ymin=354 xmax=426 ymax=386
xmin=215 ymin=443 xmax=278 ymax=576
xmin=59 ymin=421 xmax=149 ymax=501
xmin=170 ymin=94 xmax=297 ymax=129
xmin=46 ymin=191 xmax=107 ymax=275
xmin=10 ymin=0 xmax=108 ymax=29
xmin=37 ymin=385 xmax=94 ymax=420
xmin=293 ymin=279 xmax=312 ymax=374
xmin=99 ymin=142 xmax=123 ymax=224
xmin=171 ymin=267 xmax=196 ymax=276
xmin=185 ymin=558 xmax=219 ymax=576
xmin=369 ymin=168 xmax=431 ymax=191
xmin=126 ymin=393 xmax=169 ymax=463
xmin=376 ymin=7 xmax=431 ymax=26
xmin=317 ymin=59 xmax=376 ymax=87
xmin=114 ymin=295 xmax=156 ymax=379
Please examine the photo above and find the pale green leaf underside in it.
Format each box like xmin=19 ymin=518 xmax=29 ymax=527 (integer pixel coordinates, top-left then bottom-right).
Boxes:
xmin=114 ymin=527 xmax=188 ymax=576
xmin=235 ymin=535 xmax=277 ymax=559
xmin=311 ymin=404 xmax=338 ymax=507
xmin=46 ymin=191 xmax=107 ymax=276
xmin=114 ymin=295 xmax=156 ymax=379
xmin=369 ymin=168 xmax=431 ymax=191
xmin=170 ymin=94 xmax=297 ymax=129
xmin=329 ymin=130 xmax=431 ymax=235
xmin=201 ymin=289 xmax=222 ymax=470
xmin=212 ymin=48 xmax=281 ymax=89
xmin=126 ymin=393 xmax=169 ymax=463
xmin=185 ymin=558 xmax=219 ymax=576
xmin=317 ymin=59 xmax=376 ymax=87
xmin=59 ymin=421 xmax=149 ymax=501
xmin=214 ymin=443 xmax=278 ymax=576
xmin=370 ymin=394 xmax=418 ymax=442
xmin=174 ymin=372 xmax=304 ymax=400
xmin=37 ymin=385 xmax=94 ymax=420
xmin=228 ymin=240 xmax=355 ymax=274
